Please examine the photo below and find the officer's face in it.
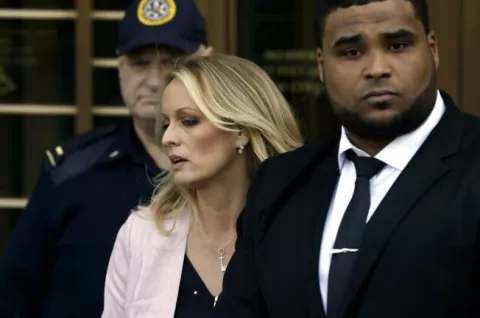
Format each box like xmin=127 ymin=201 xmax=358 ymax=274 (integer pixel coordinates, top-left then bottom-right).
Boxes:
xmin=161 ymin=79 xmax=247 ymax=188
xmin=118 ymin=45 xmax=183 ymax=123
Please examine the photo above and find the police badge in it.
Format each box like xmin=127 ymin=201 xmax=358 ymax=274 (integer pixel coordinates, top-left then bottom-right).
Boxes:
xmin=137 ymin=0 xmax=177 ymax=26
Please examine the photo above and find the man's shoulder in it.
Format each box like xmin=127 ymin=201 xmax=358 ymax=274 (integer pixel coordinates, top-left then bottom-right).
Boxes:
xmin=249 ymin=136 xmax=339 ymax=204
xmin=260 ymin=136 xmax=338 ymax=177
xmin=43 ymin=124 xmax=123 ymax=185
xmin=459 ymin=111 xmax=480 ymax=141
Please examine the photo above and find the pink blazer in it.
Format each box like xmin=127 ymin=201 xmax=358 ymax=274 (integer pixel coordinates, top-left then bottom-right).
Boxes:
xmin=102 ymin=207 xmax=190 ymax=318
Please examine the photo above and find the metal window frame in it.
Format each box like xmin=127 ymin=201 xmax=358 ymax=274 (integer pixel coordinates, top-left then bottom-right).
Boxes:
xmin=75 ymin=0 xmax=93 ymax=133
xmin=0 ymin=7 xmax=126 ymax=117
xmin=0 ymin=198 xmax=27 ymax=209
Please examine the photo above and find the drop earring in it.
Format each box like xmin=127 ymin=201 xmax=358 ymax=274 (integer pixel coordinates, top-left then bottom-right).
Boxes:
xmin=237 ymin=143 xmax=244 ymax=154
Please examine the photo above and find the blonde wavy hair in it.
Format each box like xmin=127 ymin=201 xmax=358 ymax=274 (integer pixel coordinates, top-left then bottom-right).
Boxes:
xmin=144 ymin=53 xmax=303 ymax=234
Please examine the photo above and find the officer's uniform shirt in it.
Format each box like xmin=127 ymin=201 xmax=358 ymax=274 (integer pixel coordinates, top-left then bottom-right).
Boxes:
xmin=0 ymin=121 xmax=161 ymax=317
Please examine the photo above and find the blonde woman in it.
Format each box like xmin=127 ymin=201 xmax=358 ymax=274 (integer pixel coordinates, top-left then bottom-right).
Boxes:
xmin=102 ymin=54 xmax=303 ymax=318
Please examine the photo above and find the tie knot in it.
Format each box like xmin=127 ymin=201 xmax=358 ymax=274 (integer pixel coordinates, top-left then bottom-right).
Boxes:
xmin=345 ymin=149 xmax=385 ymax=179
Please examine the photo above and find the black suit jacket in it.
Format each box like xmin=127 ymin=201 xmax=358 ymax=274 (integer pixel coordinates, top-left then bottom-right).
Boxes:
xmin=216 ymin=92 xmax=480 ymax=318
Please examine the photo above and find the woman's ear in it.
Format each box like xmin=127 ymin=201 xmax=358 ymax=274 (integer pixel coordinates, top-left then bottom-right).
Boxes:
xmin=235 ymin=130 xmax=249 ymax=154
xmin=237 ymin=130 xmax=249 ymax=146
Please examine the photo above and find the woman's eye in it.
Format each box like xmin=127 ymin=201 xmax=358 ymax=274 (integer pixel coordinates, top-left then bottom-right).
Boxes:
xmin=182 ymin=118 xmax=198 ymax=127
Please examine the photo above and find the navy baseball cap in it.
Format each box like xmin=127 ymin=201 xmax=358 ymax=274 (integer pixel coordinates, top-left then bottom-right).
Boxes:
xmin=116 ymin=0 xmax=207 ymax=55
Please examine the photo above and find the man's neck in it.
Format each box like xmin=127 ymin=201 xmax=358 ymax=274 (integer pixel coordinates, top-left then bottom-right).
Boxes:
xmin=133 ymin=118 xmax=170 ymax=170
xmin=345 ymin=131 xmax=392 ymax=157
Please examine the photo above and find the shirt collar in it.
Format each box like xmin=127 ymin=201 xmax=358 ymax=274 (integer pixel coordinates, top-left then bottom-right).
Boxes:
xmin=338 ymin=89 xmax=446 ymax=171
xmin=103 ymin=120 xmax=161 ymax=175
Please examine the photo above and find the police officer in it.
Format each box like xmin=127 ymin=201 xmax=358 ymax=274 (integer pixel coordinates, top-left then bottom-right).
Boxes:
xmin=0 ymin=0 xmax=211 ymax=317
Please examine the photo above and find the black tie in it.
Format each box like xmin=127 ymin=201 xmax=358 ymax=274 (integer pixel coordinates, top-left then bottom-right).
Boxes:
xmin=327 ymin=149 xmax=385 ymax=318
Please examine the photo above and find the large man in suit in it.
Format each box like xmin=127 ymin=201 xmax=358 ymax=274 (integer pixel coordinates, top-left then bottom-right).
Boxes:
xmin=216 ymin=0 xmax=480 ymax=317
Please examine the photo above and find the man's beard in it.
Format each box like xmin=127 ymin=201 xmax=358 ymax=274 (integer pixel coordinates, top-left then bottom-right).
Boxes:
xmin=327 ymin=65 xmax=438 ymax=141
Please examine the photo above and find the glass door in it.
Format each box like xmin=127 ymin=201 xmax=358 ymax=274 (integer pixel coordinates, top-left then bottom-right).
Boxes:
xmin=0 ymin=0 xmax=77 ymax=249
xmin=236 ymin=0 xmax=339 ymax=143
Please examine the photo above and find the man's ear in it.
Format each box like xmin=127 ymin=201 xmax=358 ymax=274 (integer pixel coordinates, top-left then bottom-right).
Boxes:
xmin=117 ymin=56 xmax=125 ymax=80
xmin=193 ymin=44 xmax=214 ymax=57
xmin=317 ymin=48 xmax=324 ymax=84
xmin=426 ymin=31 xmax=440 ymax=70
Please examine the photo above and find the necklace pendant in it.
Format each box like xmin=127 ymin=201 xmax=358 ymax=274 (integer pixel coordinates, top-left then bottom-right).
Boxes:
xmin=219 ymin=255 xmax=227 ymax=272
xmin=218 ymin=248 xmax=227 ymax=272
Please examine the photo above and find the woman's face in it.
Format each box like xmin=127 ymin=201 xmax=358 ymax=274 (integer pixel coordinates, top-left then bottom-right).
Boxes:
xmin=161 ymin=79 xmax=247 ymax=188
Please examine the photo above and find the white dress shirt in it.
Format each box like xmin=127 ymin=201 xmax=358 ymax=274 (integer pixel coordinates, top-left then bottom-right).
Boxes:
xmin=319 ymin=90 xmax=446 ymax=311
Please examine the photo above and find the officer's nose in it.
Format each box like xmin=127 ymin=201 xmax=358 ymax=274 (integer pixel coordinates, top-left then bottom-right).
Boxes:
xmin=145 ymin=62 xmax=163 ymax=90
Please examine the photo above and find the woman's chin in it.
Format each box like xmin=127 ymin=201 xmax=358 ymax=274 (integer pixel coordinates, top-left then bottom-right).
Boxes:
xmin=172 ymin=174 xmax=203 ymax=189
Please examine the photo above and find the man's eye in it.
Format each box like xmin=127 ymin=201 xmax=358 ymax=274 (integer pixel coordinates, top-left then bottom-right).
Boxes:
xmin=163 ymin=59 xmax=176 ymax=67
xmin=345 ymin=49 xmax=361 ymax=57
xmin=131 ymin=59 xmax=149 ymax=66
xmin=389 ymin=43 xmax=407 ymax=51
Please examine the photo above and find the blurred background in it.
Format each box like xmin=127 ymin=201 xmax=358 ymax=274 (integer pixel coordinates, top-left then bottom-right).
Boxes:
xmin=0 ymin=0 xmax=478 ymax=251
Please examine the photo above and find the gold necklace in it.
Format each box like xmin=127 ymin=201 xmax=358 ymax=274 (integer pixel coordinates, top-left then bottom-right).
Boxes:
xmin=215 ymin=235 xmax=237 ymax=272
xmin=196 ymin=221 xmax=237 ymax=272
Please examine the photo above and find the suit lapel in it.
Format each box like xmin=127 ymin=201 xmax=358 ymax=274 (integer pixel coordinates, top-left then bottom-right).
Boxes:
xmin=302 ymin=150 xmax=339 ymax=318
xmin=338 ymin=97 xmax=463 ymax=318
xmin=257 ymin=137 xmax=340 ymax=318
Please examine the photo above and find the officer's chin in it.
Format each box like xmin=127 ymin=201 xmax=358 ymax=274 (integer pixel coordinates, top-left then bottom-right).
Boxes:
xmin=131 ymin=107 xmax=157 ymax=124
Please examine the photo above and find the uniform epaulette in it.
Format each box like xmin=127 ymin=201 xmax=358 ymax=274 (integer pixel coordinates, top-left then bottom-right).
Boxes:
xmin=44 ymin=124 xmax=120 ymax=185
xmin=44 ymin=124 xmax=119 ymax=169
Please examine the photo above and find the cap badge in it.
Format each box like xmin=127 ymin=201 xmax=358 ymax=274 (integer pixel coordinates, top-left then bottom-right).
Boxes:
xmin=137 ymin=0 xmax=177 ymax=26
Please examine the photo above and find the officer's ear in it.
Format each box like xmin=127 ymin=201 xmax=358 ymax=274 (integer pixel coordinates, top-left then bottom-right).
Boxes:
xmin=117 ymin=56 xmax=127 ymax=72
xmin=192 ymin=44 xmax=214 ymax=58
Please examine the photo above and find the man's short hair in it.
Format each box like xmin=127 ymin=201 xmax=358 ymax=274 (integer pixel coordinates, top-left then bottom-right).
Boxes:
xmin=314 ymin=0 xmax=430 ymax=47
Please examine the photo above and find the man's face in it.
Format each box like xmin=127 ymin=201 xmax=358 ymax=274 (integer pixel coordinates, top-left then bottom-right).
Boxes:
xmin=118 ymin=46 xmax=182 ymax=123
xmin=317 ymin=0 xmax=439 ymax=140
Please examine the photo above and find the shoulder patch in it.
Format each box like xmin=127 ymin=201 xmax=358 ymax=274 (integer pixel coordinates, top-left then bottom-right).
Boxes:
xmin=44 ymin=125 xmax=120 ymax=184
xmin=137 ymin=0 xmax=176 ymax=26
xmin=44 ymin=124 xmax=118 ymax=169
xmin=44 ymin=145 xmax=64 ymax=168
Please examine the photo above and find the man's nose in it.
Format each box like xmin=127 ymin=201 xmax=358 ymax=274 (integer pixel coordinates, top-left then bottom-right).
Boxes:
xmin=145 ymin=63 xmax=162 ymax=88
xmin=365 ymin=51 xmax=392 ymax=80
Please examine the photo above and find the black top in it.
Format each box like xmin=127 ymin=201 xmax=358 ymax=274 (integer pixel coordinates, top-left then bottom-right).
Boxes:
xmin=174 ymin=257 xmax=217 ymax=318
xmin=0 ymin=121 xmax=161 ymax=318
